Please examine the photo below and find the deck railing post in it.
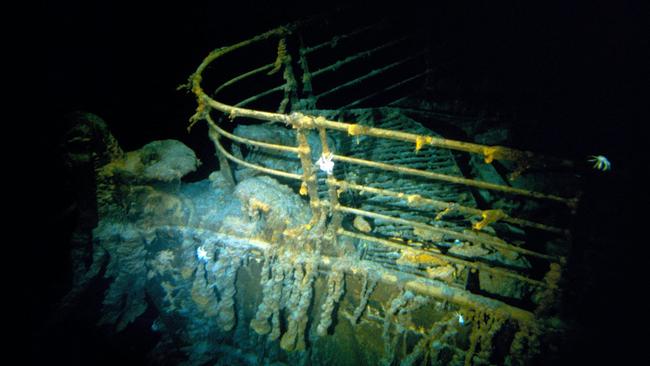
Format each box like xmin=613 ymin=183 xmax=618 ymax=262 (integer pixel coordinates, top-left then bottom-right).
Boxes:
xmin=208 ymin=125 xmax=236 ymax=188
xmin=317 ymin=127 xmax=344 ymax=242
xmin=294 ymin=123 xmax=321 ymax=221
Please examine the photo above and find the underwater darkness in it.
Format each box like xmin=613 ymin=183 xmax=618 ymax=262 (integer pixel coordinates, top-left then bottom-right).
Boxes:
xmin=35 ymin=0 xmax=645 ymax=365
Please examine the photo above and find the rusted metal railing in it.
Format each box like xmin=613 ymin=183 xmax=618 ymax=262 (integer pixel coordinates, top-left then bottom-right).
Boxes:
xmin=185 ymin=22 xmax=579 ymax=321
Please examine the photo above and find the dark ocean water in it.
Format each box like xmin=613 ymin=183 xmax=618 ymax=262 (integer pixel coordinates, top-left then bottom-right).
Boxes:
xmin=35 ymin=1 xmax=644 ymax=364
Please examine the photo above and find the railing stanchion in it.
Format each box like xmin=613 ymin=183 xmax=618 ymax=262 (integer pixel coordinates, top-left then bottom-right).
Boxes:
xmin=208 ymin=125 xmax=236 ymax=188
xmin=295 ymin=124 xmax=322 ymax=221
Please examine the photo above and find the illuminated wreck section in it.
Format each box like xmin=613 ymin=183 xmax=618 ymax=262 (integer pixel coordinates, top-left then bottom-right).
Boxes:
xmin=80 ymin=18 xmax=581 ymax=365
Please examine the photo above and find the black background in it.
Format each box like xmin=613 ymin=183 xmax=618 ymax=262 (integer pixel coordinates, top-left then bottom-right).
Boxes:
xmin=35 ymin=0 xmax=645 ymax=365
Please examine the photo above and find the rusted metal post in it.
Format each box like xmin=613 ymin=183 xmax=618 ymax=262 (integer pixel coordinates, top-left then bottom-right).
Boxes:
xmin=295 ymin=126 xmax=321 ymax=220
xmin=318 ymin=127 xmax=343 ymax=236
xmin=208 ymin=125 xmax=235 ymax=188
xmin=277 ymin=37 xmax=299 ymax=113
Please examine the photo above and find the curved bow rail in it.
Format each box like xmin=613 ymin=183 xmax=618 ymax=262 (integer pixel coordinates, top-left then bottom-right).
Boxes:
xmin=184 ymin=19 xmax=581 ymax=324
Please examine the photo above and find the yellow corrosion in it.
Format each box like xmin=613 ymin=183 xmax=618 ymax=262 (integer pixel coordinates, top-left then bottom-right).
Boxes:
xmin=462 ymin=309 xmax=510 ymax=366
xmin=425 ymin=265 xmax=456 ymax=282
xmin=293 ymin=114 xmax=315 ymax=129
xmin=251 ymin=198 xmax=270 ymax=213
xmin=353 ymin=215 xmax=372 ymax=233
xmin=406 ymin=194 xmax=424 ymax=206
xmin=397 ymin=247 xmax=448 ymax=267
xmin=482 ymin=146 xmax=499 ymax=164
xmin=415 ymin=135 xmax=434 ymax=152
xmin=267 ymin=38 xmax=286 ymax=75
xmin=248 ymin=198 xmax=271 ymax=220
xmin=473 ymin=209 xmax=506 ymax=230
xmin=188 ymin=99 xmax=207 ymax=132
xmin=283 ymin=226 xmax=300 ymax=238
xmin=299 ymin=182 xmax=308 ymax=196
xmin=347 ymin=124 xmax=370 ymax=136
xmin=434 ymin=206 xmax=453 ymax=221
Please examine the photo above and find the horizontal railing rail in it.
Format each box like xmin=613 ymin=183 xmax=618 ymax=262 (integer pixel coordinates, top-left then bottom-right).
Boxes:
xmin=185 ymin=22 xmax=578 ymax=320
